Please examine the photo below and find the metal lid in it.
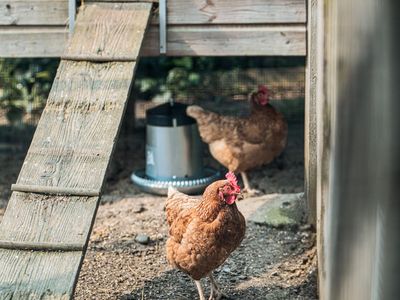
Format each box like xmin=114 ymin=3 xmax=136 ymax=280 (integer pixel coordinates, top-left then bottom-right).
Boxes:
xmin=146 ymin=102 xmax=196 ymax=127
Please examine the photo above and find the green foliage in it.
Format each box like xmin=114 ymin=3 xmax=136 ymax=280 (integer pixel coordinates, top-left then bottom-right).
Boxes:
xmin=0 ymin=56 xmax=305 ymax=125
xmin=134 ymin=56 xmax=305 ymax=102
xmin=0 ymin=58 xmax=58 ymax=124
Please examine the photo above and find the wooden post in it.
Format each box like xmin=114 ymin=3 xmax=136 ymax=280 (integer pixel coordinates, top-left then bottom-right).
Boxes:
xmin=306 ymin=0 xmax=328 ymax=296
xmin=319 ymin=0 xmax=400 ymax=299
xmin=305 ymin=0 xmax=319 ymax=227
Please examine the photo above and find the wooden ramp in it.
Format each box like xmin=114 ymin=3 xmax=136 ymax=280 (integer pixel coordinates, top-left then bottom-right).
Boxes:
xmin=0 ymin=2 xmax=152 ymax=299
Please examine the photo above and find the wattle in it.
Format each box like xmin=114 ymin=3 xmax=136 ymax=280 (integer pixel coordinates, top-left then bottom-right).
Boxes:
xmin=225 ymin=195 xmax=236 ymax=205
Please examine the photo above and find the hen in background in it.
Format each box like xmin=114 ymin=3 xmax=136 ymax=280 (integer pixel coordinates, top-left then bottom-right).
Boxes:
xmin=187 ymin=85 xmax=288 ymax=196
xmin=165 ymin=172 xmax=246 ymax=300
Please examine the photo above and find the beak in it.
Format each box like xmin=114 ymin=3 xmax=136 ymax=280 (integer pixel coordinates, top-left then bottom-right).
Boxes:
xmin=236 ymin=193 xmax=244 ymax=201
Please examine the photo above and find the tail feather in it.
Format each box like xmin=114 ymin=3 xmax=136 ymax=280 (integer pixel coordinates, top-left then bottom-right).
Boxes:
xmin=167 ymin=186 xmax=178 ymax=198
xmin=186 ymin=105 xmax=222 ymax=143
xmin=186 ymin=105 xmax=205 ymax=118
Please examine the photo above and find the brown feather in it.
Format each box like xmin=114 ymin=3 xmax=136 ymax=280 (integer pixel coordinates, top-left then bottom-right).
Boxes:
xmin=165 ymin=182 xmax=246 ymax=280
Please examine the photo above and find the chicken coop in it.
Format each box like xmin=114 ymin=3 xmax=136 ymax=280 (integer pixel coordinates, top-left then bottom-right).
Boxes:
xmin=1 ymin=0 xmax=398 ymax=299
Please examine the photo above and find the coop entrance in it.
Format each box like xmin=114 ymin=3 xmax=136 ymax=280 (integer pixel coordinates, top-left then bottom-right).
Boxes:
xmin=112 ymin=56 xmax=306 ymax=198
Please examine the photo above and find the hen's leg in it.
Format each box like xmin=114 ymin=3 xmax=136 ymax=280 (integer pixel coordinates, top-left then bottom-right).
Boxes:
xmin=240 ymin=172 xmax=262 ymax=197
xmin=194 ymin=280 xmax=206 ymax=300
xmin=208 ymin=273 xmax=229 ymax=300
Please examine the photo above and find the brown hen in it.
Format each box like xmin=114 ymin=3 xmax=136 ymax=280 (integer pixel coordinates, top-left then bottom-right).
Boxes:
xmin=165 ymin=172 xmax=246 ymax=300
xmin=187 ymin=85 xmax=288 ymax=195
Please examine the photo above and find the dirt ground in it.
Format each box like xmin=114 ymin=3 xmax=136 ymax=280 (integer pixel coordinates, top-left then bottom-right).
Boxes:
xmin=0 ymin=105 xmax=317 ymax=299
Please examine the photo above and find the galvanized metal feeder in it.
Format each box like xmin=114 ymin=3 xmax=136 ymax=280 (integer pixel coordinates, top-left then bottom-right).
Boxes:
xmin=131 ymin=101 xmax=220 ymax=195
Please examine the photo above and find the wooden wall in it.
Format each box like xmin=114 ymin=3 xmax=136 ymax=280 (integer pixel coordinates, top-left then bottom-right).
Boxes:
xmin=0 ymin=0 xmax=306 ymax=57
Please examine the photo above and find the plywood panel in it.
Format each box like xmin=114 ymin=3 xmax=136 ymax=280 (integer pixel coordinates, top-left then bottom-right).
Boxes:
xmin=0 ymin=0 xmax=68 ymax=25
xmin=64 ymin=3 xmax=152 ymax=61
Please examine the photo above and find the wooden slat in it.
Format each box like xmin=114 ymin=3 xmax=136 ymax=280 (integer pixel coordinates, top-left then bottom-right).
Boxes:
xmin=92 ymin=0 xmax=307 ymax=24
xmin=0 ymin=24 xmax=306 ymax=57
xmin=16 ymin=60 xmax=136 ymax=191
xmin=64 ymin=3 xmax=152 ymax=61
xmin=0 ymin=26 xmax=68 ymax=57
xmin=142 ymin=24 xmax=306 ymax=56
xmin=160 ymin=0 xmax=306 ymax=24
xmin=0 ymin=0 xmax=68 ymax=25
xmin=0 ymin=249 xmax=81 ymax=299
xmin=0 ymin=192 xmax=98 ymax=246
xmin=0 ymin=0 xmax=306 ymax=26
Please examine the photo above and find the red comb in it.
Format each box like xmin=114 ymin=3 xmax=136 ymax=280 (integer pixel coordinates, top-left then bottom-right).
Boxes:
xmin=225 ymin=172 xmax=238 ymax=187
xmin=258 ymin=85 xmax=268 ymax=93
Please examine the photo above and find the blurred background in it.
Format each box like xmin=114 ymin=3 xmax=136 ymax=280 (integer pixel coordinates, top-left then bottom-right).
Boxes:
xmin=0 ymin=56 xmax=306 ymax=208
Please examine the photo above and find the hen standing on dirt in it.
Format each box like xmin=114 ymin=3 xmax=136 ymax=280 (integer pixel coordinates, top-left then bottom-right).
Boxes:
xmin=165 ymin=172 xmax=246 ymax=300
xmin=187 ymin=85 xmax=288 ymax=196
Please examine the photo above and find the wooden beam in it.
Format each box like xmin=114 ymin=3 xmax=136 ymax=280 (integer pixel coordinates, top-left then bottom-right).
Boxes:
xmin=150 ymin=0 xmax=306 ymax=24
xmin=0 ymin=0 xmax=305 ymax=27
xmin=0 ymin=0 xmax=68 ymax=25
xmin=0 ymin=24 xmax=306 ymax=57
xmin=142 ymin=24 xmax=306 ymax=56
xmin=304 ymin=0 xmax=319 ymax=226
xmin=0 ymin=26 xmax=68 ymax=57
xmin=306 ymin=0 xmax=326 ymax=297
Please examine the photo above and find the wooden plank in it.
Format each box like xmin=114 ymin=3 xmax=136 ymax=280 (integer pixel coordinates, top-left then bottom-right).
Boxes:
xmin=305 ymin=0 xmax=320 ymax=226
xmin=0 ymin=0 xmax=305 ymax=26
xmin=0 ymin=26 xmax=68 ymax=57
xmin=17 ymin=60 xmax=136 ymax=191
xmin=161 ymin=0 xmax=306 ymax=24
xmin=0 ymin=192 xmax=98 ymax=246
xmin=0 ymin=249 xmax=81 ymax=299
xmin=142 ymin=24 xmax=306 ymax=56
xmin=306 ymin=0 xmax=327 ymax=296
xmin=0 ymin=2 xmax=152 ymax=298
xmin=90 ymin=0 xmax=306 ymax=24
xmin=64 ymin=3 xmax=152 ymax=61
xmin=0 ymin=0 xmax=68 ymax=25
xmin=0 ymin=24 xmax=306 ymax=57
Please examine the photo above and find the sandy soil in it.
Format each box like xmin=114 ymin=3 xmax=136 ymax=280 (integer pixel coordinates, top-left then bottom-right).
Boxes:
xmin=0 ymin=110 xmax=316 ymax=299
xmin=74 ymin=195 xmax=317 ymax=300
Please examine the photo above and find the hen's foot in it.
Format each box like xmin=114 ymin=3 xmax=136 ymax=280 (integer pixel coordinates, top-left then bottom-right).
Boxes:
xmin=209 ymin=291 xmax=233 ymax=300
xmin=208 ymin=274 xmax=231 ymax=300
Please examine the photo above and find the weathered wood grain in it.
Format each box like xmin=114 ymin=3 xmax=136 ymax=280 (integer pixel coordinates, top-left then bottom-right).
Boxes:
xmin=0 ymin=26 xmax=68 ymax=57
xmin=0 ymin=24 xmax=306 ymax=57
xmin=11 ymin=184 xmax=100 ymax=196
xmin=0 ymin=2 xmax=152 ymax=298
xmin=154 ymin=0 xmax=306 ymax=24
xmin=304 ymin=0 xmax=321 ymax=226
xmin=143 ymin=24 xmax=306 ymax=56
xmin=17 ymin=60 xmax=136 ymax=191
xmin=0 ymin=0 xmax=306 ymax=26
xmin=0 ymin=192 xmax=98 ymax=246
xmin=64 ymin=3 xmax=152 ymax=61
xmin=0 ymin=0 xmax=68 ymax=25
xmin=0 ymin=249 xmax=81 ymax=299
xmin=89 ymin=0 xmax=306 ymax=24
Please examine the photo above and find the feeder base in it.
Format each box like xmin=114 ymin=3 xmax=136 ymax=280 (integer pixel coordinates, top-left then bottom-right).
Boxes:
xmin=131 ymin=168 xmax=221 ymax=195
